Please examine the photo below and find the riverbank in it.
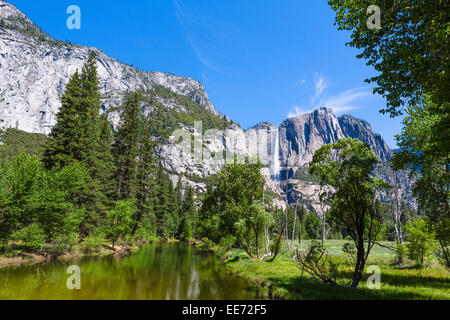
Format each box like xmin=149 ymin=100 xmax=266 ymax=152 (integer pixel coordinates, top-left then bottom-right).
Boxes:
xmin=220 ymin=241 xmax=450 ymax=300
xmin=0 ymin=242 xmax=145 ymax=269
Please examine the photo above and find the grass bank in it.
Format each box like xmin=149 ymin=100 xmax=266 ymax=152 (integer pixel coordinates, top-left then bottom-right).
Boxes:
xmin=222 ymin=241 xmax=450 ymax=300
xmin=0 ymin=238 xmax=160 ymax=269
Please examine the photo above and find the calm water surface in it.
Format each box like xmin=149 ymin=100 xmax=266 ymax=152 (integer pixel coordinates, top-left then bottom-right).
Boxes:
xmin=0 ymin=243 xmax=257 ymax=300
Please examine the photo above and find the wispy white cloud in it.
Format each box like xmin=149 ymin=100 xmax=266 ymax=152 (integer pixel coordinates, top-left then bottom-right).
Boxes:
xmin=288 ymin=74 xmax=371 ymax=118
xmin=287 ymin=106 xmax=315 ymax=118
xmin=174 ymin=0 xmax=240 ymax=76
xmin=311 ymin=74 xmax=329 ymax=105
xmin=322 ymin=87 xmax=371 ymax=114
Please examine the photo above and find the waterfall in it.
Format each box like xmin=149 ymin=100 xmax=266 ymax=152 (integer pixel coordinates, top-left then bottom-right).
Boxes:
xmin=271 ymin=129 xmax=281 ymax=182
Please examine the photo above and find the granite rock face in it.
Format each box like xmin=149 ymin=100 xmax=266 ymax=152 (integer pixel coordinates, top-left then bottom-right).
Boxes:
xmin=338 ymin=114 xmax=392 ymax=161
xmin=0 ymin=2 xmax=222 ymax=135
xmin=278 ymin=108 xmax=393 ymax=179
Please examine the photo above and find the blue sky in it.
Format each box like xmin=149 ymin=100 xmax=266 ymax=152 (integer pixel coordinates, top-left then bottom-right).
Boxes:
xmin=10 ymin=0 xmax=403 ymax=147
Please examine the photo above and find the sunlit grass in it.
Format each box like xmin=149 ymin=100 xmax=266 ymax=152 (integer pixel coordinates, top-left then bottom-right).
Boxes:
xmin=224 ymin=241 xmax=450 ymax=300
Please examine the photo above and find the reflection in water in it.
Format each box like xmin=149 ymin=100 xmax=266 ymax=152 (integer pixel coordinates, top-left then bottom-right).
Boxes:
xmin=0 ymin=243 xmax=257 ymax=300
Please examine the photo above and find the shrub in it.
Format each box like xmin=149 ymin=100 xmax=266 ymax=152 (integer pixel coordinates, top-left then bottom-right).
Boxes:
xmin=395 ymin=243 xmax=407 ymax=265
xmin=11 ymin=223 xmax=46 ymax=252
xmin=405 ymin=217 xmax=437 ymax=266
xmin=295 ymin=240 xmax=339 ymax=285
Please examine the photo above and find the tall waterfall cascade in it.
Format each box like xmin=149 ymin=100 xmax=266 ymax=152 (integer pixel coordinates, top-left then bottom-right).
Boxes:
xmin=270 ymin=129 xmax=281 ymax=182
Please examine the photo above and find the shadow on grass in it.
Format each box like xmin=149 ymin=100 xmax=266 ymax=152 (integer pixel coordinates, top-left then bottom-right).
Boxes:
xmin=335 ymin=268 xmax=450 ymax=291
xmin=265 ymin=269 xmax=449 ymax=300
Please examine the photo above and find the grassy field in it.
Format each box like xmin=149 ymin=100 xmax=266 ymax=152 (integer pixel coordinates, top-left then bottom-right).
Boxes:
xmin=224 ymin=240 xmax=450 ymax=300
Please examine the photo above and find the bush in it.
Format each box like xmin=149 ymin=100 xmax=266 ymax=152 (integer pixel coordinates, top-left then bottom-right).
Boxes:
xmin=405 ymin=217 xmax=437 ymax=266
xmin=199 ymin=238 xmax=215 ymax=250
xmin=295 ymin=240 xmax=339 ymax=285
xmin=305 ymin=213 xmax=322 ymax=239
xmin=11 ymin=223 xmax=46 ymax=252
xmin=105 ymin=200 xmax=135 ymax=247
xmin=80 ymin=234 xmax=106 ymax=254
xmin=395 ymin=243 xmax=407 ymax=265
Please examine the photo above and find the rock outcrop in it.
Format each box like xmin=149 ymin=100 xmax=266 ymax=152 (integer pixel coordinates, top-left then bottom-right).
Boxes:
xmin=0 ymin=2 xmax=222 ymax=135
xmin=278 ymin=108 xmax=393 ymax=180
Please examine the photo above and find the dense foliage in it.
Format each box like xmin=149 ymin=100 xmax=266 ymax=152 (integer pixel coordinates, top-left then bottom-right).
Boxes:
xmin=0 ymin=128 xmax=47 ymax=161
xmin=392 ymin=100 xmax=450 ymax=267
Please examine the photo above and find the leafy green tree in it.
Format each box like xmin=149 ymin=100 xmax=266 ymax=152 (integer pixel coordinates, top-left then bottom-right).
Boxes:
xmin=197 ymin=183 xmax=221 ymax=241
xmin=392 ymin=101 xmax=450 ymax=267
xmin=328 ymin=1 xmax=448 ymax=117
xmin=305 ymin=212 xmax=322 ymax=240
xmin=310 ymin=138 xmax=390 ymax=287
xmin=11 ymin=224 xmax=46 ymax=252
xmin=105 ymin=200 xmax=135 ymax=248
xmin=0 ymin=154 xmax=87 ymax=251
xmin=405 ymin=217 xmax=437 ymax=266
xmin=246 ymin=201 xmax=274 ymax=258
xmin=162 ymin=212 xmax=179 ymax=239
xmin=198 ymin=158 xmax=265 ymax=257
xmin=180 ymin=186 xmax=196 ymax=236
xmin=180 ymin=216 xmax=193 ymax=242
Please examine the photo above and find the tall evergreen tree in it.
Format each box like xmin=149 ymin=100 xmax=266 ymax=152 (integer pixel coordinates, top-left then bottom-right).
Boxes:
xmin=43 ymin=52 xmax=112 ymax=237
xmin=154 ymin=162 xmax=169 ymax=237
xmin=174 ymin=178 xmax=183 ymax=217
xmin=113 ymin=91 xmax=141 ymax=200
xmin=43 ymin=71 xmax=84 ymax=169
xmin=132 ymin=115 xmax=156 ymax=236
xmin=180 ymin=185 xmax=196 ymax=237
xmin=97 ymin=114 xmax=116 ymax=206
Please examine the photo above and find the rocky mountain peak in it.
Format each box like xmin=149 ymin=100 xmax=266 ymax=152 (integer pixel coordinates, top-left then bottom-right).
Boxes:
xmin=278 ymin=108 xmax=393 ymax=177
xmin=250 ymin=122 xmax=277 ymax=131
xmin=0 ymin=1 xmax=24 ymax=20
xmin=0 ymin=2 xmax=223 ymax=135
xmin=338 ymin=114 xmax=392 ymax=161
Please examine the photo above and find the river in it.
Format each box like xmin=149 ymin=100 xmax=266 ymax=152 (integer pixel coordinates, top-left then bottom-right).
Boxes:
xmin=0 ymin=243 xmax=258 ymax=300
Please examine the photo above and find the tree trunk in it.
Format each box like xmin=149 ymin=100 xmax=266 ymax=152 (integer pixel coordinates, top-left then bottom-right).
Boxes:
xmin=292 ymin=204 xmax=297 ymax=249
xmin=392 ymin=173 xmax=403 ymax=244
xmin=267 ymin=219 xmax=286 ymax=262
xmin=255 ymin=230 xmax=260 ymax=259
xmin=264 ymin=227 xmax=270 ymax=255
xmin=285 ymin=184 xmax=289 ymax=247
xmin=322 ymin=214 xmax=326 ymax=246
xmin=351 ymin=241 xmax=366 ymax=288
xmin=438 ymin=240 xmax=450 ymax=268
xmin=131 ymin=208 xmax=143 ymax=236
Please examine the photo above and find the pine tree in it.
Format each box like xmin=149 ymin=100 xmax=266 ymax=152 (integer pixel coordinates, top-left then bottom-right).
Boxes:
xmin=174 ymin=178 xmax=183 ymax=217
xmin=180 ymin=185 xmax=196 ymax=237
xmin=43 ymin=70 xmax=84 ymax=169
xmin=97 ymin=114 xmax=116 ymax=206
xmin=43 ymin=52 xmax=112 ymax=237
xmin=162 ymin=176 xmax=179 ymax=238
xmin=132 ymin=115 xmax=156 ymax=236
xmin=154 ymin=162 xmax=169 ymax=237
xmin=113 ymin=91 xmax=141 ymax=200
